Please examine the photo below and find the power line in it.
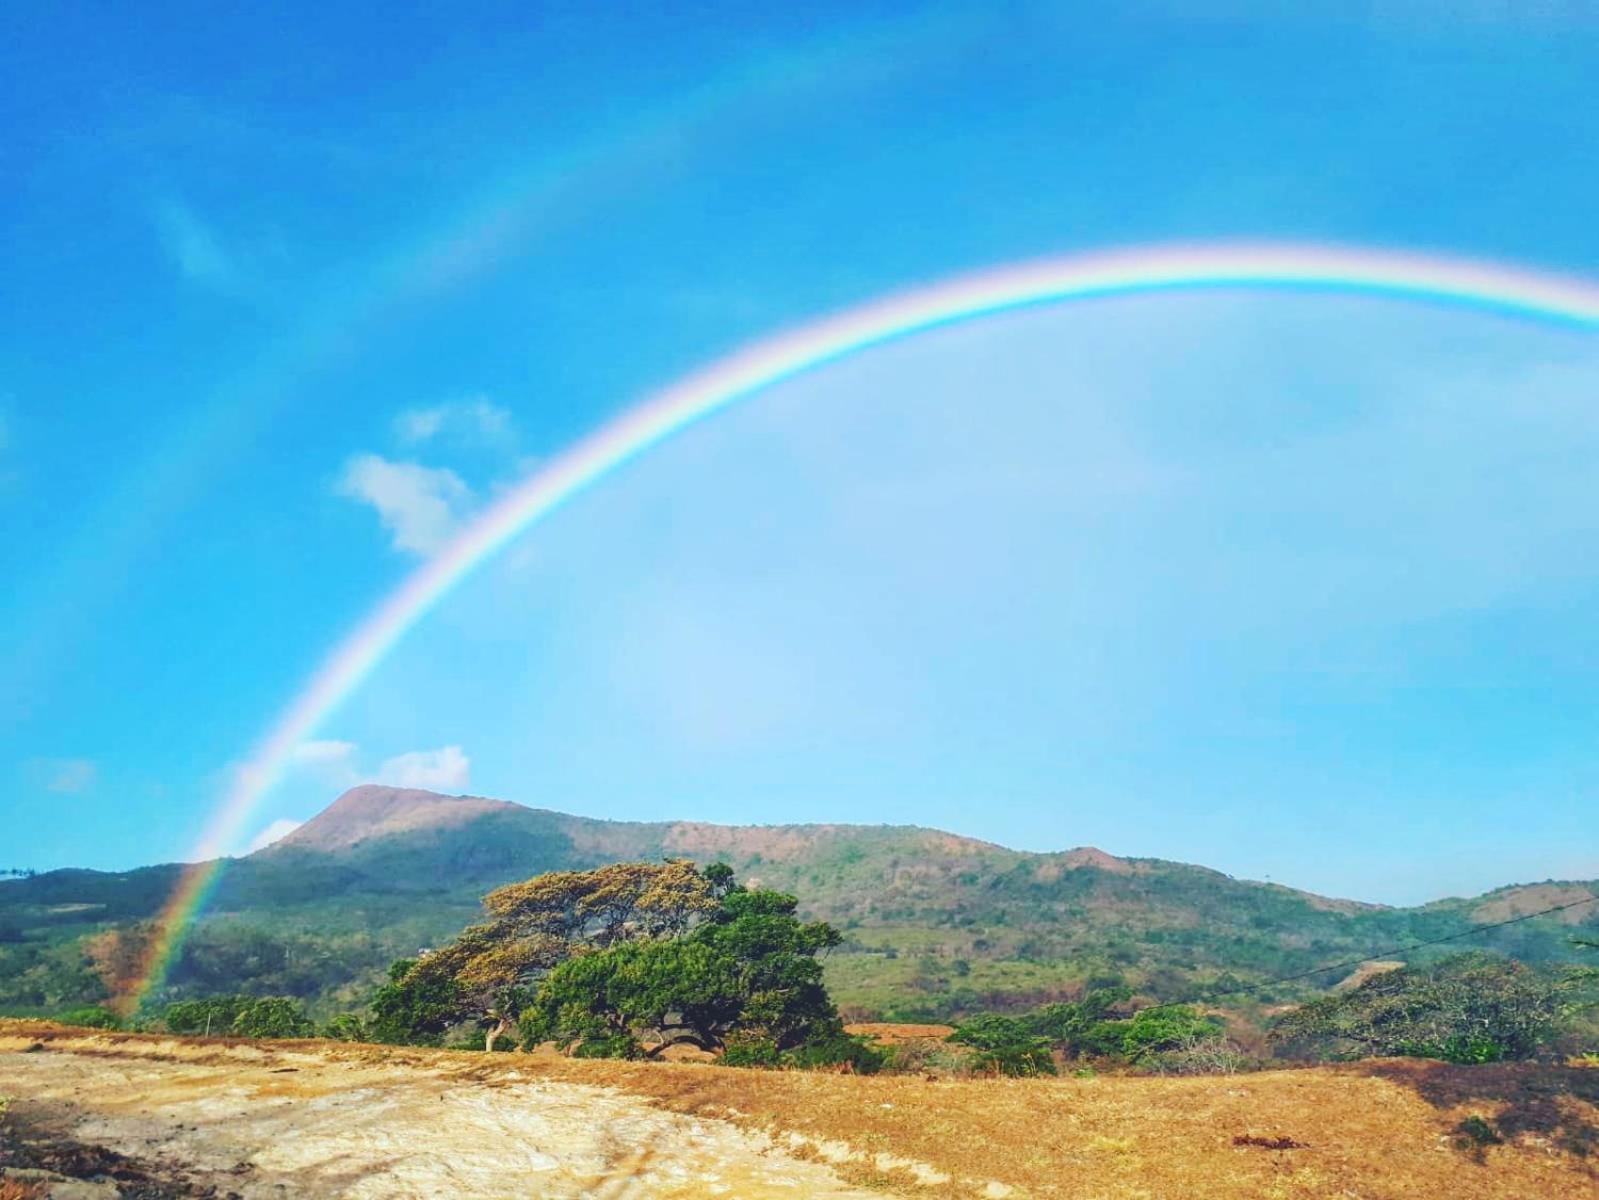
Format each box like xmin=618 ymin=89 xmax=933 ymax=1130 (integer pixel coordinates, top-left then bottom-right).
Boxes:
xmin=1135 ymin=890 xmax=1599 ymax=1016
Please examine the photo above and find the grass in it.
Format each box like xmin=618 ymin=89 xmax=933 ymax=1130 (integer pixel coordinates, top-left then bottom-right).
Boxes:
xmin=514 ymin=1046 xmax=1599 ymax=1198
xmin=3 ymin=1021 xmax=1596 ymax=1198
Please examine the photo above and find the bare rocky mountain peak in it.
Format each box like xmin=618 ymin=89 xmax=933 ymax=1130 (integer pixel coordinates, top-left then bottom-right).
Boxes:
xmin=270 ymin=784 xmax=520 ymax=853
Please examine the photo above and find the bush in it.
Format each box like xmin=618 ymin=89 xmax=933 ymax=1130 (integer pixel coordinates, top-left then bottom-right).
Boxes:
xmin=572 ymin=1033 xmax=643 ymax=1059
xmin=321 ymin=1013 xmax=367 ymax=1042
xmin=1029 ymin=987 xmax=1132 ymax=1058
xmin=1271 ymin=953 xmax=1568 ymax=1062
xmin=783 ymin=1032 xmax=886 ymax=1073
xmin=54 ymin=1006 xmax=121 ymax=1030
xmin=163 ymin=996 xmax=253 ymax=1036
xmin=367 ymin=958 xmax=460 ymax=1046
xmin=230 ymin=997 xmax=313 ymax=1039
xmin=1117 ymin=1006 xmax=1224 ymax=1065
xmin=719 ymin=1034 xmax=783 ymax=1067
xmin=947 ymin=1014 xmax=1056 ymax=1077
xmin=1144 ymin=1033 xmax=1248 ymax=1075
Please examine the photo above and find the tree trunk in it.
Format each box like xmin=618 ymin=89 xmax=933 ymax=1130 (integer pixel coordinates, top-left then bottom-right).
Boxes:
xmin=485 ymin=1017 xmax=509 ymax=1053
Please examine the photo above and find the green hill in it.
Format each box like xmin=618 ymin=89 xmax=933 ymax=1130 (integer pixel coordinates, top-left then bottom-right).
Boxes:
xmin=2 ymin=785 xmax=1595 ymax=1021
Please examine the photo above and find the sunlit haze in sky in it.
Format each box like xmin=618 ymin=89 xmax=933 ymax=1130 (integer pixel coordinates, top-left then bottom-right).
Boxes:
xmin=3 ymin=4 xmax=1597 ymax=904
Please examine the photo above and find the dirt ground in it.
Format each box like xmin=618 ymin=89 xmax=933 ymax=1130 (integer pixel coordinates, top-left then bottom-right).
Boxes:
xmin=2 ymin=1021 xmax=1597 ymax=1199
xmin=0 ymin=1024 xmax=879 ymax=1199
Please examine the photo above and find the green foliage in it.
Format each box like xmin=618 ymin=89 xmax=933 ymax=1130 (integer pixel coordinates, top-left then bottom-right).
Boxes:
xmin=947 ymin=1014 xmax=1057 ymax=1076
xmin=164 ymin=995 xmax=253 ymax=1036
xmin=367 ymin=958 xmax=460 ymax=1046
xmin=54 ymin=1005 xmax=122 ymax=1030
xmin=1029 ymin=986 xmax=1133 ymax=1057
xmin=229 ymin=996 xmax=313 ymax=1039
xmin=718 ymin=1034 xmax=783 ymax=1067
xmin=1270 ymin=953 xmax=1568 ymax=1062
xmin=320 ymin=1013 xmax=367 ymax=1042
xmin=571 ymin=1033 xmax=643 ymax=1059
xmin=524 ymin=876 xmax=848 ymax=1060
xmin=782 ymin=1031 xmax=886 ymax=1073
xmin=1117 ymin=1005 xmax=1224 ymax=1064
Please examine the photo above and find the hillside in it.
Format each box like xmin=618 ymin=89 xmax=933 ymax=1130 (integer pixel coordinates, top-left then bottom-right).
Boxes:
xmin=2 ymin=785 xmax=1595 ymax=1020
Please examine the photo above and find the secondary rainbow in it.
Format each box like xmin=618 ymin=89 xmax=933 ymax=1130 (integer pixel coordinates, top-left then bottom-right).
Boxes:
xmin=128 ymin=240 xmax=1599 ymax=1009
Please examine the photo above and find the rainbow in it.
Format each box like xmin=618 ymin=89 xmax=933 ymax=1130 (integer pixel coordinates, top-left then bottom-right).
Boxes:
xmin=128 ymin=240 xmax=1599 ymax=1010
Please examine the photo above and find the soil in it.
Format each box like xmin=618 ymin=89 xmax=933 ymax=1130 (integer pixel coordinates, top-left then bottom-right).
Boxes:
xmin=0 ymin=1028 xmax=880 ymax=1199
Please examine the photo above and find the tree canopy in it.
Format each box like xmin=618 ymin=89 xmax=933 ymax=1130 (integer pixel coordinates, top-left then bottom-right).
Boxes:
xmin=377 ymin=859 xmax=857 ymax=1063
xmin=1270 ymin=952 xmax=1572 ymax=1063
xmin=522 ymin=881 xmax=846 ymax=1059
xmin=396 ymin=859 xmax=722 ymax=1050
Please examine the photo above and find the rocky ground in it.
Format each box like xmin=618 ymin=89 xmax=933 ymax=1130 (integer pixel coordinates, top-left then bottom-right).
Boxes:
xmin=0 ymin=1028 xmax=879 ymax=1199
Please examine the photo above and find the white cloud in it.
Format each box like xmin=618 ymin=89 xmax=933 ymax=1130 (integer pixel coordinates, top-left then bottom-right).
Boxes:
xmin=395 ymin=398 xmax=513 ymax=447
xmin=244 ymin=818 xmax=303 ymax=853
xmin=337 ymin=454 xmax=472 ymax=555
xmin=290 ymin=739 xmax=360 ymax=786
xmin=37 ymin=758 xmax=97 ymax=794
xmin=376 ymin=745 xmax=470 ymax=791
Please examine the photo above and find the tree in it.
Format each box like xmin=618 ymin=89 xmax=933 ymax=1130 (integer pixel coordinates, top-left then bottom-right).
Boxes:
xmin=164 ymin=995 xmax=253 ymax=1036
xmin=55 ymin=1006 xmax=122 ymax=1030
xmin=367 ymin=958 xmax=460 ymax=1046
xmin=389 ymin=860 xmax=722 ymax=1050
xmin=321 ymin=1013 xmax=368 ymax=1042
xmin=1116 ymin=1005 xmax=1224 ymax=1065
xmin=230 ymin=996 xmax=313 ymax=1039
xmin=521 ymin=877 xmax=848 ymax=1060
xmin=1029 ymin=986 xmax=1133 ymax=1058
xmin=1270 ymin=953 xmax=1566 ymax=1063
xmin=946 ymin=1014 xmax=1056 ymax=1076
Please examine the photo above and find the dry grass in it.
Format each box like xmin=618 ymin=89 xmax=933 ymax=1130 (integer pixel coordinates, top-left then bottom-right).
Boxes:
xmin=517 ymin=1049 xmax=1599 ymax=1198
xmin=845 ymin=1022 xmax=956 ymax=1045
xmin=3 ymin=1021 xmax=1597 ymax=1199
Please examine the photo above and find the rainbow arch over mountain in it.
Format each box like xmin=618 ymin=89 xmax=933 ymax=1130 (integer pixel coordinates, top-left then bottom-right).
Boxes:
xmin=128 ymin=239 xmax=1599 ymax=1009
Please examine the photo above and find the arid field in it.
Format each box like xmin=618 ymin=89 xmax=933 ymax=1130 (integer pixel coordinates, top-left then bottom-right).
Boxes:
xmin=1 ymin=1021 xmax=1595 ymax=1199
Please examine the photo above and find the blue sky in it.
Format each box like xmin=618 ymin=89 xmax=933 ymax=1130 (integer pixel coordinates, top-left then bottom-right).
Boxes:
xmin=3 ymin=3 xmax=1597 ymax=903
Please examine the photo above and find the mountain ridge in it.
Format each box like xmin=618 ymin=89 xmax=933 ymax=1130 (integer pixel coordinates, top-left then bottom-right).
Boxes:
xmin=3 ymin=785 xmax=1594 ymax=1021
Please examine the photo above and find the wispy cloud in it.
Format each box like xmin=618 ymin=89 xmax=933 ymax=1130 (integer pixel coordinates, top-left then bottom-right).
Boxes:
xmin=28 ymin=757 xmax=98 ymax=794
xmin=336 ymin=454 xmax=473 ymax=555
xmin=289 ymin=739 xmax=361 ymax=785
xmin=376 ymin=745 xmax=470 ymax=791
xmin=395 ymin=398 xmax=515 ymax=447
xmin=151 ymin=197 xmax=238 ymax=291
xmin=244 ymin=817 xmax=303 ymax=853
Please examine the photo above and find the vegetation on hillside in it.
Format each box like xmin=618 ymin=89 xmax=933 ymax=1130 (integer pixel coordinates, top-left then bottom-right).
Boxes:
xmin=2 ymin=791 xmax=1595 ymax=1051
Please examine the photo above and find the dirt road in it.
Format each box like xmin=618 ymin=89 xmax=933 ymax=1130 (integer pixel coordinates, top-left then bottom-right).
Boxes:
xmin=0 ymin=1028 xmax=884 ymax=1198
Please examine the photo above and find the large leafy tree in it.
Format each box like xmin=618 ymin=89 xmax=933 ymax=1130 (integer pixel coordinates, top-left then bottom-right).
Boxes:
xmin=367 ymin=958 xmax=461 ymax=1046
xmin=1270 ymin=952 xmax=1568 ymax=1063
xmin=522 ymin=876 xmax=846 ymax=1058
xmin=390 ymin=860 xmax=723 ymax=1050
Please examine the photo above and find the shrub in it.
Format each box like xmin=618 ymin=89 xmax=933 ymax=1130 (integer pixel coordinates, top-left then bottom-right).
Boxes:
xmin=1117 ymin=1006 xmax=1224 ymax=1065
xmin=1271 ymin=953 xmax=1567 ymax=1062
xmin=55 ymin=1005 xmax=121 ymax=1030
xmin=783 ymin=1032 xmax=886 ymax=1073
xmin=1030 ymin=987 xmax=1132 ymax=1058
xmin=719 ymin=1034 xmax=783 ymax=1067
xmin=1144 ymin=1033 xmax=1248 ymax=1075
xmin=321 ymin=1013 xmax=367 ymax=1042
xmin=572 ymin=1033 xmax=643 ymax=1059
xmin=164 ymin=995 xmax=253 ymax=1036
xmin=230 ymin=996 xmax=313 ymax=1039
xmin=947 ymin=1014 xmax=1056 ymax=1076
xmin=367 ymin=959 xmax=460 ymax=1046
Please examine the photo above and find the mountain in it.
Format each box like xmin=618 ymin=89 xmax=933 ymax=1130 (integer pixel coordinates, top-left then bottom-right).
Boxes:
xmin=3 ymin=785 xmax=1595 ymax=1021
